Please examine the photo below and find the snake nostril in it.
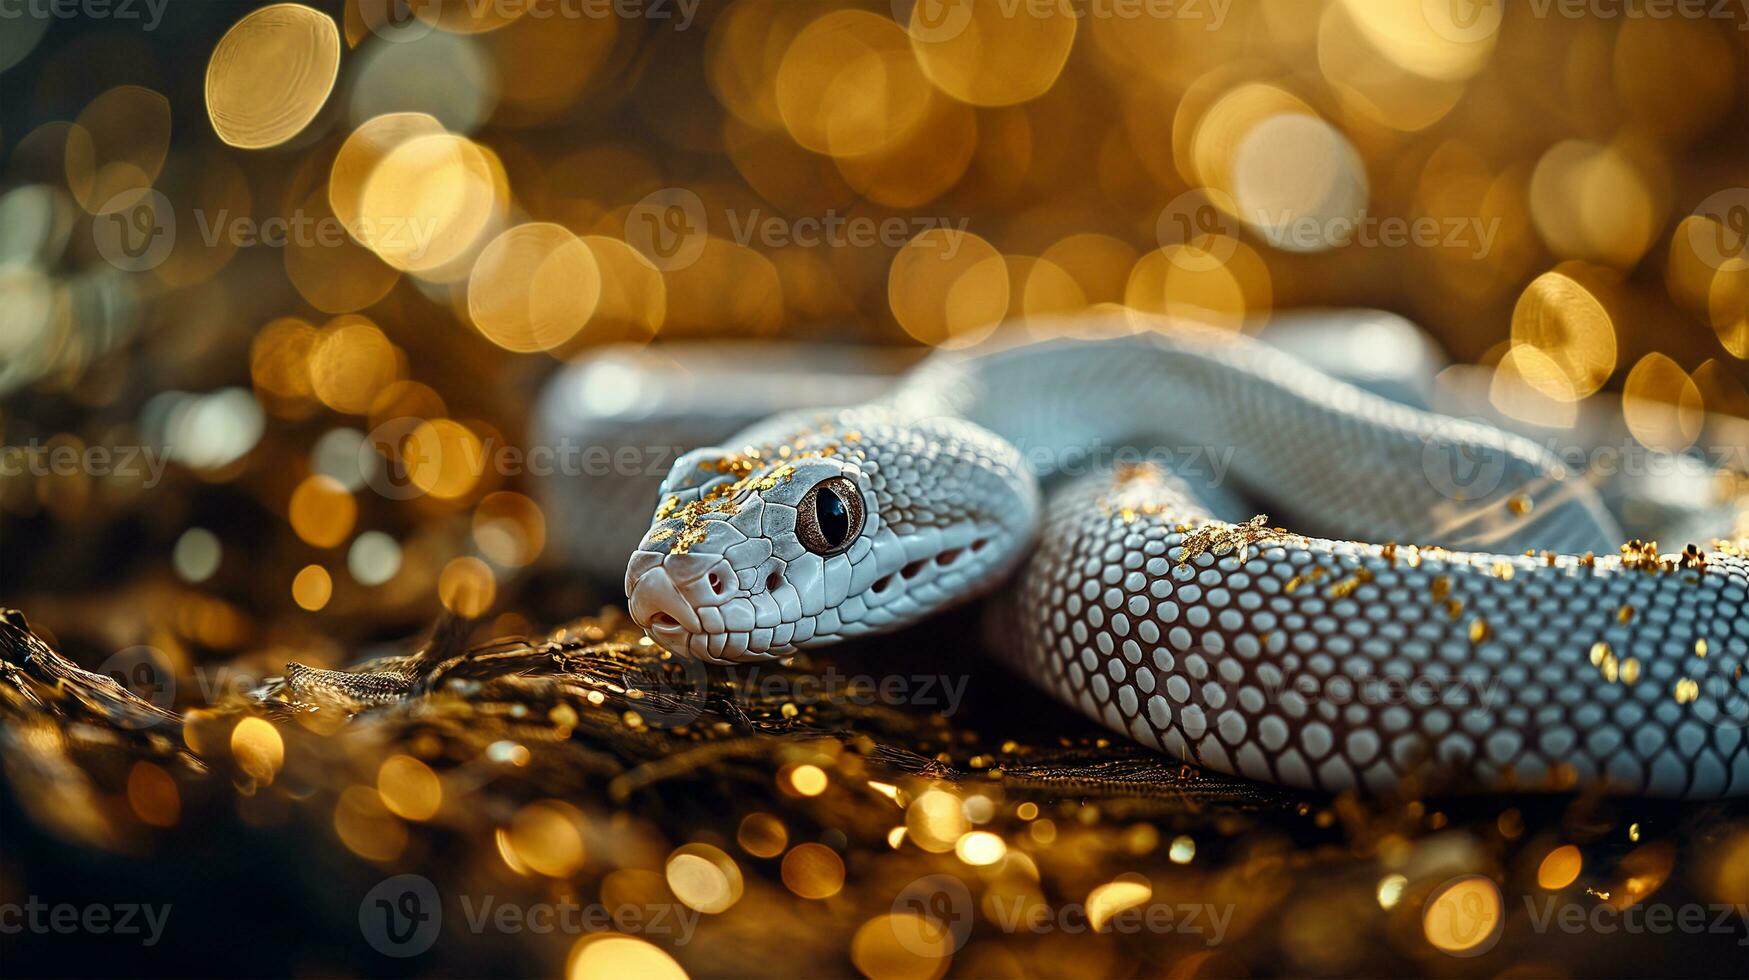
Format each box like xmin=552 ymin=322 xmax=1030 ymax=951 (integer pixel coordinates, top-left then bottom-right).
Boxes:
xmin=708 ymin=572 xmax=723 ymax=592
xmin=765 ymin=570 xmax=783 ymax=592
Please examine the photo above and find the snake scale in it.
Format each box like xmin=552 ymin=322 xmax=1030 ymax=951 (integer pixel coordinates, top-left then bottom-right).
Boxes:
xmin=621 ymin=313 xmax=1749 ymax=798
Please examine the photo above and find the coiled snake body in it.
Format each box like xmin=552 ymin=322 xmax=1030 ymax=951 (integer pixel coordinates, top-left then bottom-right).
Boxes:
xmin=623 ymin=314 xmax=1749 ymax=797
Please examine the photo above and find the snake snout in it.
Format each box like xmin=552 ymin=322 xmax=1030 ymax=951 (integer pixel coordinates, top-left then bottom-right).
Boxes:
xmin=628 ymin=563 xmax=702 ymax=631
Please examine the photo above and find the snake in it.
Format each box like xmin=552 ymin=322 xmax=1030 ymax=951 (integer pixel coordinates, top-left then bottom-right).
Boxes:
xmin=619 ymin=312 xmax=1749 ymax=798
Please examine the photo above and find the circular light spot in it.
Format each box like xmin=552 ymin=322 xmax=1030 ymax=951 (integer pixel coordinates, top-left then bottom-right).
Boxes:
xmin=1168 ymin=835 xmax=1196 ymax=864
xmin=851 ymin=913 xmax=952 ymax=980
xmin=206 ymin=4 xmax=341 ymax=149
xmin=889 ymin=229 xmax=1007 ymax=348
xmin=438 ymin=556 xmax=496 ymax=617
xmin=292 ymin=564 xmax=333 ymax=610
xmin=737 ymin=813 xmax=788 ymax=858
xmin=348 ymin=531 xmax=403 ymax=586
xmin=1422 ymin=875 xmax=1503 ymax=957
xmin=954 ymin=831 xmax=1006 ymax=866
xmin=473 ymin=492 xmax=546 ymax=568
xmin=1231 ymin=113 xmax=1368 ymax=253
xmin=330 ymin=113 xmax=446 ymax=233
xmin=666 ymin=843 xmax=744 ymax=914
xmin=405 ymin=419 xmax=482 ymax=500
xmin=1537 ymin=845 xmax=1583 ymax=891
xmin=310 ymin=316 xmax=399 ymax=414
xmin=507 ymin=800 xmax=586 ymax=877
xmin=1377 ymin=873 xmax=1408 ymax=909
xmin=784 ymin=762 xmax=829 ymax=797
xmin=66 ymin=86 xmax=172 ymax=213
xmin=285 ymin=185 xmax=400 ymax=314
xmin=468 ymin=223 xmax=601 ymax=353
xmin=230 ymin=717 xmax=284 ymax=784
xmin=567 ymin=934 xmax=686 ymax=980
xmin=1529 ymin=141 xmax=1657 ymax=268
xmin=905 ymin=789 xmax=968 ymax=853
xmin=1509 ymin=272 xmax=1616 ymax=399
xmin=905 ymin=0 xmax=1076 ymax=107
xmin=334 ymin=784 xmax=407 ymax=861
xmin=1622 ymin=352 xmax=1703 ymax=452
xmin=289 ymin=474 xmax=357 ymax=548
xmin=357 ymin=134 xmax=500 ymax=273
xmin=377 ymin=755 xmax=442 ymax=821
xmin=172 ymin=527 xmax=223 ymax=583
xmin=1086 ymin=877 xmax=1152 ymax=931
xmin=776 ymin=10 xmax=934 ymax=158
xmin=127 ymin=761 xmax=180 ymax=828
xmin=350 ymin=30 xmax=495 ymax=135
xmin=780 ymin=843 xmax=845 ymax=900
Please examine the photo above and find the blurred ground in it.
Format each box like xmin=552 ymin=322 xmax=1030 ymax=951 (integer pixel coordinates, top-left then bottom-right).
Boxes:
xmin=3 ymin=600 xmax=1747 ymax=979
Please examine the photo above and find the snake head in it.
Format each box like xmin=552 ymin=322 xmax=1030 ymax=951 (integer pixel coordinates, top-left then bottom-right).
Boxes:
xmin=626 ymin=414 xmax=1037 ymax=663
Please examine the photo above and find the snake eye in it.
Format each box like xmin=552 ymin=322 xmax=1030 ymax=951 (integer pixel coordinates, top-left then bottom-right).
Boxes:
xmin=797 ymin=476 xmax=864 ymax=555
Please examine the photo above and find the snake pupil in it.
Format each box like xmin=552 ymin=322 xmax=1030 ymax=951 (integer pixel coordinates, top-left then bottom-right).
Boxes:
xmin=816 ymin=485 xmax=850 ymax=547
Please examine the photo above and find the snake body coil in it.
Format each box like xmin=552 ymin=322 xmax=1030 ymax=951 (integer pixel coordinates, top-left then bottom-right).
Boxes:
xmin=624 ymin=315 xmax=1749 ymax=797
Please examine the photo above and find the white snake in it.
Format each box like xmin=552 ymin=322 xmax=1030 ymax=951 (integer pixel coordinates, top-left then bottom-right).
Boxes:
xmin=616 ymin=312 xmax=1749 ymax=798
